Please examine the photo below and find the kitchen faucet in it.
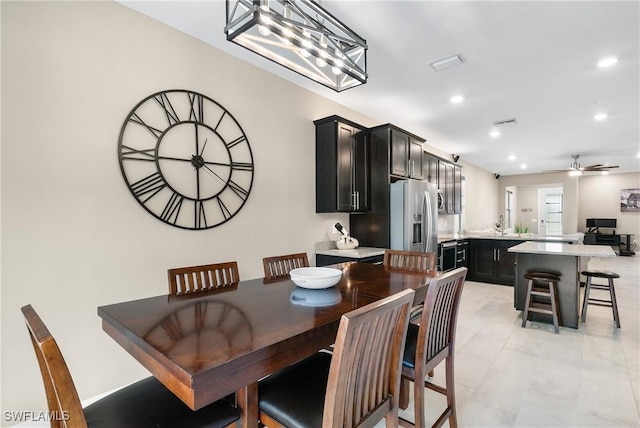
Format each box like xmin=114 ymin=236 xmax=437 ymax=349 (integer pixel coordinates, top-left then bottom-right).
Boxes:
xmin=496 ymin=214 xmax=506 ymax=235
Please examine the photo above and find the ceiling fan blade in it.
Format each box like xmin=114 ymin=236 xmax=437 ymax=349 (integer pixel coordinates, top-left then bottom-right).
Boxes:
xmin=582 ymin=164 xmax=619 ymax=171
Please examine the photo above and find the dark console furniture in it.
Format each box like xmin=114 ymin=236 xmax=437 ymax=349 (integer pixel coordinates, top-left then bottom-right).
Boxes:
xmin=583 ymin=218 xmax=635 ymax=256
xmin=583 ymin=232 xmax=621 ymax=247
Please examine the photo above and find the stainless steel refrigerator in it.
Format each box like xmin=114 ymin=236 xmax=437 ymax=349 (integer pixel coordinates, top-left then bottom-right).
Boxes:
xmin=390 ymin=179 xmax=438 ymax=253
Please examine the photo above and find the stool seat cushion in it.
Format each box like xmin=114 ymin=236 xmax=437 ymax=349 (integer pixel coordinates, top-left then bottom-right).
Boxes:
xmin=581 ymin=270 xmax=620 ymax=279
xmin=84 ymin=377 xmax=240 ymax=428
xmin=258 ymin=352 xmax=332 ymax=427
xmin=524 ymin=272 xmax=560 ymax=281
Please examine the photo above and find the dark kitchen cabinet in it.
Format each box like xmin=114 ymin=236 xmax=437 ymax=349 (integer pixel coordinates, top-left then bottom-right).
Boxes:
xmin=387 ymin=126 xmax=425 ymax=179
xmin=314 ymin=116 xmax=368 ymax=213
xmin=424 ymin=153 xmax=439 ymax=184
xmin=435 ymin=158 xmax=462 ymax=214
xmin=453 ymin=165 xmax=462 ymax=213
xmin=350 ymin=124 xmax=425 ymax=248
xmin=468 ymin=239 xmax=523 ymax=285
xmin=456 ymin=239 xmax=469 ymax=268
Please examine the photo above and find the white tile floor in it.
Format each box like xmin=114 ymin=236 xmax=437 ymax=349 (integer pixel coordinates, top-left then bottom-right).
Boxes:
xmin=383 ymin=255 xmax=640 ymax=427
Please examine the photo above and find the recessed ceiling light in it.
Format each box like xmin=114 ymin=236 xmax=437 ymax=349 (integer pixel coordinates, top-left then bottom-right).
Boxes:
xmin=508 ymin=155 xmax=517 ymax=161
xmin=489 ymin=130 xmax=501 ymax=138
xmin=450 ymin=95 xmax=465 ymax=104
xmin=601 ymin=171 xmax=609 ymax=176
xmin=598 ymin=57 xmax=618 ymax=68
xmin=520 ymin=163 xmax=527 ymax=169
xmin=594 ymin=113 xmax=608 ymax=121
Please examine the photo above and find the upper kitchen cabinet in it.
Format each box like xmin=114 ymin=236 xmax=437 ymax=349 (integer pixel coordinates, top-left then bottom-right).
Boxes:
xmin=371 ymin=125 xmax=425 ymax=180
xmin=427 ymin=153 xmax=462 ymax=214
xmin=424 ymin=152 xmax=439 ymax=184
xmin=315 ymin=115 xmax=369 ymax=213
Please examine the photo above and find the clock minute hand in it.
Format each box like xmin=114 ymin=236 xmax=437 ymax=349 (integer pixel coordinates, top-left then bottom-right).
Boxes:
xmin=200 ymin=163 xmax=226 ymax=184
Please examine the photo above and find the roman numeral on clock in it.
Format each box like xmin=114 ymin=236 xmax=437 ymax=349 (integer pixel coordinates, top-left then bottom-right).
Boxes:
xmin=195 ymin=200 xmax=207 ymax=229
xmin=130 ymin=172 xmax=165 ymax=202
xmin=154 ymin=93 xmax=180 ymax=125
xmin=129 ymin=113 xmax=163 ymax=139
xmin=216 ymin=196 xmax=232 ymax=220
xmin=189 ymin=92 xmax=205 ymax=124
xmin=161 ymin=192 xmax=183 ymax=224
xmin=227 ymin=179 xmax=249 ymax=200
xmin=121 ymin=145 xmax=155 ymax=162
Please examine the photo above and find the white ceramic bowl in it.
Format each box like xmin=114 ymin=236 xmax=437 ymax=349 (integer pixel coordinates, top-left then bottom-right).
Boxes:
xmin=289 ymin=267 xmax=343 ymax=289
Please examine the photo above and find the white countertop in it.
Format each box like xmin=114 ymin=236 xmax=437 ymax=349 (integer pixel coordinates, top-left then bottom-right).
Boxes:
xmin=508 ymin=241 xmax=616 ymax=257
xmin=315 ymin=247 xmax=386 ymax=258
xmin=440 ymin=232 xmax=584 ymax=243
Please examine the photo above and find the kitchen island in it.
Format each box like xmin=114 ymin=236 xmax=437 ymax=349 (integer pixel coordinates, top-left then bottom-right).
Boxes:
xmin=509 ymin=241 xmax=616 ymax=328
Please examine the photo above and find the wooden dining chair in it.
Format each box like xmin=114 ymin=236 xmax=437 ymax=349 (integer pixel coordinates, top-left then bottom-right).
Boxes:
xmin=168 ymin=261 xmax=239 ymax=295
xmin=398 ymin=267 xmax=468 ymax=428
xmin=258 ymin=288 xmax=415 ymax=427
xmin=262 ymin=253 xmax=309 ymax=280
xmin=384 ymin=249 xmax=437 ymax=273
xmin=21 ymin=304 xmax=240 ymax=428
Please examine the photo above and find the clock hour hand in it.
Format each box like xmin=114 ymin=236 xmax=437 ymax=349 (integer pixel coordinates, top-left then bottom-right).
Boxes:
xmin=199 ymin=138 xmax=208 ymax=156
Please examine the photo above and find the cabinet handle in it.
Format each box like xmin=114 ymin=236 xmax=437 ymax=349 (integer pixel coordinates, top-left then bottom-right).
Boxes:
xmin=356 ymin=191 xmax=360 ymax=210
xmin=496 ymin=249 xmax=501 ymax=262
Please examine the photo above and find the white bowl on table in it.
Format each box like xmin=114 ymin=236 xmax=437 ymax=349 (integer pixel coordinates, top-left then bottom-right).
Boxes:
xmin=289 ymin=267 xmax=343 ymax=289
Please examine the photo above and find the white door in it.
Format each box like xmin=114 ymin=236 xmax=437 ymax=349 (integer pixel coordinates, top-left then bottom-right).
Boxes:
xmin=538 ymin=187 xmax=563 ymax=236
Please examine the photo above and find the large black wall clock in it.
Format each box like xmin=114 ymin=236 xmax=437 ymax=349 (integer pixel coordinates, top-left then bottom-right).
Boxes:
xmin=118 ymin=89 xmax=254 ymax=230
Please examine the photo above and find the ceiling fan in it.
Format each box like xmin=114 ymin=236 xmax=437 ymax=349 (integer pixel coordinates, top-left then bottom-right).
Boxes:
xmin=546 ymin=154 xmax=619 ymax=174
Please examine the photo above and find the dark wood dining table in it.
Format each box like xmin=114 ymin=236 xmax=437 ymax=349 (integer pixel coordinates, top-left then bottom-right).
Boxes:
xmin=97 ymin=262 xmax=436 ymax=428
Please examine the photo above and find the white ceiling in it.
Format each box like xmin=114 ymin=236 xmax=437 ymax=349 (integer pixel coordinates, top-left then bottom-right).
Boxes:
xmin=121 ymin=0 xmax=640 ymax=176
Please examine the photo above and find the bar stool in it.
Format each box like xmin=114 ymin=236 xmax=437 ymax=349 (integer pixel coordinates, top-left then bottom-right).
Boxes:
xmin=581 ymin=270 xmax=621 ymax=328
xmin=522 ymin=272 xmax=561 ymax=334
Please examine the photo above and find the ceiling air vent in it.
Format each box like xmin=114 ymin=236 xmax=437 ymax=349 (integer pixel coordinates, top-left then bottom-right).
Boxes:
xmin=493 ymin=118 xmax=518 ymax=127
xmin=429 ymin=54 xmax=465 ymax=72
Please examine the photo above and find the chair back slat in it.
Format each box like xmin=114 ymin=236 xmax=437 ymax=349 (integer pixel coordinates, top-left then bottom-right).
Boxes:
xmin=22 ymin=305 xmax=88 ymax=428
xmin=168 ymin=262 xmax=239 ymax=295
xmin=323 ymin=289 xmax=414 ymax=428
xmin=383 ymin=250 xmax=437 ymax=273
xmin=418 ymin=267 xmax=467 ymax=365
xmin=262 ymin=253 xmax=309 ymax=280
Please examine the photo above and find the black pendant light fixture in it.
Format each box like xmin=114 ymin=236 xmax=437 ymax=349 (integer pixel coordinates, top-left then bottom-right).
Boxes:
xmin=225 ymin=0 xmax=367 ymax=92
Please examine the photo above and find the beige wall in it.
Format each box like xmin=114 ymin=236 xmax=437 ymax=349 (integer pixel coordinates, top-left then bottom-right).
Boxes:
xmin=3 ymin=0 xmax=634 ymax=417
xmin=578 ymin=173 xmax=640 ymax=238
xmin=0 ymin=1 xmax=365 ymax=414
xmin=1 ymin=1 xmax=499 ymax=415
xmin=498 ymin=172 xmax=640 ymax=237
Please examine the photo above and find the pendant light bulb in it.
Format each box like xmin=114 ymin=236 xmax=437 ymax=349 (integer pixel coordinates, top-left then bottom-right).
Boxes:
xmin=300 ymin=20 xmax=312 ymax=57
xmin=258 ymin=0 xmax=272 ymax=36
xmin=332 ymin=59 xmax=344 ymax=75
xmin=282 ymin=4 xmax=294 ymax=42
xmin=316 ymin=34 xmax=328 ymax=67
